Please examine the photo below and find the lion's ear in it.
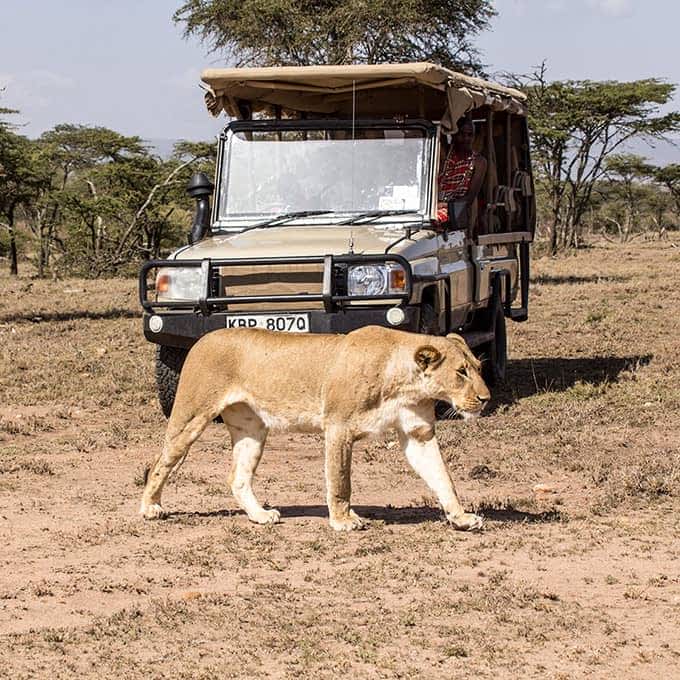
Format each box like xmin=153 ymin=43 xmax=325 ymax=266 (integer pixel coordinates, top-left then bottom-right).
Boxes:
xmin=446 ymin=333 xmax=469 ymax=350
xmin=414 ymin=345 xmax=443 ymax=371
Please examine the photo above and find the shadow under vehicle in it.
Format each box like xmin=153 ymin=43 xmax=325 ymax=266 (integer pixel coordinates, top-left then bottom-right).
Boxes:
xmin=138 ymin=63 xmax=536 ymax=416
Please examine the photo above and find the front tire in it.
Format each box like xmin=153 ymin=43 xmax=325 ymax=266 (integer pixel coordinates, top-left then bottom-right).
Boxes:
xmin=155 ymin=345 xmax=188 ymax=418
xmin=419 ymin=299 xmax=452 ymax=418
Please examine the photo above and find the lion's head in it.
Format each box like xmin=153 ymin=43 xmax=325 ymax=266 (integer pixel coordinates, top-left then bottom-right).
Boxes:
xmin=413 ymin=333 xmax=490 ymax=419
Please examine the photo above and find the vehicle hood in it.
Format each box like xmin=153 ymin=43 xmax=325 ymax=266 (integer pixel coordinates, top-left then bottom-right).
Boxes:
xmin=174 ymin=225 xmax=406 ymax=260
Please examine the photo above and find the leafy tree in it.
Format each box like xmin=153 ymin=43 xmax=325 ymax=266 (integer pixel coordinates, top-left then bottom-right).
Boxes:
xmin=111 ymin=140 xmax=216 ymax=267
xmin=525 ymin=66 xmax=680 ymax=253
xmin=25 ymin=126 xmax=216 ymax=277
xmin=600 ymin=154 xmax=655 ymax=242
xmin=0 ymin=95 xmax=32 ymax=274
xmin=32 ymin=125 xmax=150 ymax=275
xmin=17 ymin=143 xmax=61 ymax=277
xmin=174 ymin=0 xmax=495 ymax=73
xmin=644 ymin=185 xmax=674 ymax=238
xmin=0 ymin=129 xmax=48 ymax=275
xmin=14 ymin=125 xmax=144 ymax=277
xmin=652 ymin=164 xmax=680 ymax=223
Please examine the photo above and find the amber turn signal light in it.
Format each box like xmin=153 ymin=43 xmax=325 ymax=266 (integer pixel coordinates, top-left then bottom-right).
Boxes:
xmin=389 ymin=268 xmax=406 ymax=291
xmin=155 ymin=272 xmax=171 ymax=294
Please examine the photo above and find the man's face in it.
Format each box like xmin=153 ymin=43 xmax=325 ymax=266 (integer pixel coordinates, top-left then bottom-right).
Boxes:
xmin=454 ymin=123 xmax=474 ymax=152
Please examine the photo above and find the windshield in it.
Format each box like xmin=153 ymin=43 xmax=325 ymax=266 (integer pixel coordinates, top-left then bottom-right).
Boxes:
xmin=217 ymin=126 xmax=430 ymax=222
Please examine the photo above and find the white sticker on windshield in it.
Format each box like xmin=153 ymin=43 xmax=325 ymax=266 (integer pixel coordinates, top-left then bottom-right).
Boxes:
xmin=378 ymin=185 xmax=420 ymax=211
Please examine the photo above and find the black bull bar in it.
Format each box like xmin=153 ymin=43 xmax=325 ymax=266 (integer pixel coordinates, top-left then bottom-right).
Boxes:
xmin=139 ymin=254 xmax=414 ymax=315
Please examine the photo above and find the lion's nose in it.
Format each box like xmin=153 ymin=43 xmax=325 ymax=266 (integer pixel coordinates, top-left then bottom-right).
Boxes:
xmin=477 ymin=394 xmax=490 ymax=406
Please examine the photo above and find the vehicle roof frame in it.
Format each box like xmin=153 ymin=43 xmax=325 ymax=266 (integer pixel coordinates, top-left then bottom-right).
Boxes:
xmin=201 ymin=62 xmax=527 ymax=134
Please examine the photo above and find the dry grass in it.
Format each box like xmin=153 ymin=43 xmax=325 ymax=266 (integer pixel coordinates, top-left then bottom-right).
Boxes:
xmin=1 ymin=241 xmax=680 ymax=678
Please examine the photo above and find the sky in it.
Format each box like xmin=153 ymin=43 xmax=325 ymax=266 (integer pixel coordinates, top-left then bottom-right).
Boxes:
xmin=1 ymin=0 xmax=678 ymax=153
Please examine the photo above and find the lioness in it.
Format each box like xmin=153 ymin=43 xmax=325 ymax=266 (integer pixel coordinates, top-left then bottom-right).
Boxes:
xmin=140 ymin=326 xmax=490 ymax=531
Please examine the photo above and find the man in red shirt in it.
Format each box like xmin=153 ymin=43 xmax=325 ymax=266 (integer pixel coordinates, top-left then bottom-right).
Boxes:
xmin=437 ymin=117 xmax=487 ymax=233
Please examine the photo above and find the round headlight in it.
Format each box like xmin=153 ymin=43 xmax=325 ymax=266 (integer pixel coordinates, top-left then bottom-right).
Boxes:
xmin=348 ymin=265 xmax=388 ymax=296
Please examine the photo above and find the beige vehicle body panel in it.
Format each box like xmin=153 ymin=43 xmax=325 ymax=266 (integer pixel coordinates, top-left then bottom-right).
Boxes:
xmin=173 ymin=220 xmax=520 ymax=332
xmin=177 ymin=224 xmax=403 ymax=260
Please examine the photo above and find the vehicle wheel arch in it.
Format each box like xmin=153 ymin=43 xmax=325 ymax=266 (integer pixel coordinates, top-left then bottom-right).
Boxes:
xmin=419 ymin=282 xmax=447 ymax=335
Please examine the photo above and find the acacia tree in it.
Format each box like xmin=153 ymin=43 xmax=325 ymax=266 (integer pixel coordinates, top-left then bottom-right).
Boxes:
xmin=33 ymin=128 xmax=216 ymax=276
xmin=31 ymin=125 xmax=149 ymax=275
xmin=525 ymin=66 xmax=680 ymax=253
xmin=599 ymin=154 xmax=655 ymax=242
xmin=111 ymin=140 xmax=216 ymax=266
xmin=652 ymin=164 xmax=680 ymax=224
xmin=0 ymin=128 xmax=48 ymax=275
xmin=174 ymin=0 xmax=495 ymax=73
xmin=18 ymin=125 xmax=132 ymax=276
xmin=0 ymin=99 xmax=29 ymax=274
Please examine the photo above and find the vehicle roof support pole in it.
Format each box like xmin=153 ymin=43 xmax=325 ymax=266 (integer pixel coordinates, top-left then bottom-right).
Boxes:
xmin=485 ymin=109 xmax=494 ymax=235
xmin=418 ymin=86 xmax=426 ymax=118
xmin=506 ymin=114 xmax=513 ymax=233
xmin=274 ymin=105 xmax=282 ymax=141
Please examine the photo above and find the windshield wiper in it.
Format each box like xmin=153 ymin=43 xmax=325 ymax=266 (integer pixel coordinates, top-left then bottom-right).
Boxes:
xmin=239 ymin=210 xmax=334 ymax=234
xmin=339 ymin=209 xmax=421 ymax=225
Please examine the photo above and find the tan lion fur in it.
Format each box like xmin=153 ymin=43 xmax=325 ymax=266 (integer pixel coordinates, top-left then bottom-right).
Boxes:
xmin=140 ymin=325 xmax=490 ymax=531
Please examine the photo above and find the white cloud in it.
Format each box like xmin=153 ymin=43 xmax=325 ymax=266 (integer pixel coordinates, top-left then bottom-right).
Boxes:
xmin=587 ymin=0 xmax=634 ymax=17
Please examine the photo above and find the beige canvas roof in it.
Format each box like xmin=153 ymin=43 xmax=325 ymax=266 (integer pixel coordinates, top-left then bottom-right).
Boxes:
xmin=201 ymin=62 xmax=527 ymax=130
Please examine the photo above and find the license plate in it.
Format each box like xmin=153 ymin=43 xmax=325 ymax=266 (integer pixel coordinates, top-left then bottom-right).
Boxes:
xmin=224 ymin=313 xmax=310 ymax=333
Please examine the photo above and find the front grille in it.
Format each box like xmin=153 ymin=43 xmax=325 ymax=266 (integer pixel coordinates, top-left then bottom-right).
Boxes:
xmin=218 ymin=263 xmax=325 ymax=310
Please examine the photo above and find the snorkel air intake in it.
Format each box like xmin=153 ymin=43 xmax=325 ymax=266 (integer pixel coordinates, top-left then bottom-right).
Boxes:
xmin=187 ymin=172 xmax=214 ymax=244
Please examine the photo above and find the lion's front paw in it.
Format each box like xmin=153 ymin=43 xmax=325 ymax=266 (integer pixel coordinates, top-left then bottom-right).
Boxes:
xmin=249 ymin=508 xmax=281 ymax=526
xmin=140 ymin=501 xmax=166 ymax=520
xmin=330 ymin=510 xmax=367 ymax=532
xmin=447 ymin=512 xmax=483 ymax=531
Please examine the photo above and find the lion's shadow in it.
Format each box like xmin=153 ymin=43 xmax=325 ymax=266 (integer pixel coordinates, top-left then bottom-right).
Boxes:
xmin=166 ymin=504 xmax=564 ymax=526
xmin=488 ymin=354 xmax=652 ymax=411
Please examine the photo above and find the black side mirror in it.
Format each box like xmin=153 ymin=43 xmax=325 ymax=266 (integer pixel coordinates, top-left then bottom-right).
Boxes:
xmin=447 ymin=200 xmax=471 ymax=236
xmin=446 ymin=199 xmax=458 ymax=231
xmin=187 ymin=172 xmax=215 ymax=244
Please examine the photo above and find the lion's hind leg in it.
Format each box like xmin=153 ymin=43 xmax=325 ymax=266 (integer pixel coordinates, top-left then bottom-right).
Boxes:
xmin=140 ymin=411 xmax=212 ymax=519
xmin=224 ymin=404 xmax=279 ymax=526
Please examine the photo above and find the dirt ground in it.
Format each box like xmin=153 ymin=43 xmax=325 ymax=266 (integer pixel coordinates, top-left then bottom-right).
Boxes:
xmin=0 ymin=240 xmax=679 ymax=679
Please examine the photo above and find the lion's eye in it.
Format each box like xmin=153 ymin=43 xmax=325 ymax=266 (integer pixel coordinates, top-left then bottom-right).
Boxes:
xmin=457 ymin=367 xmax=467 ymax=377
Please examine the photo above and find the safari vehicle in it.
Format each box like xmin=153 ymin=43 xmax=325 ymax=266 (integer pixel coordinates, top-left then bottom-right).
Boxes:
xmin=138 ymin=63 xmax=535 ymax=416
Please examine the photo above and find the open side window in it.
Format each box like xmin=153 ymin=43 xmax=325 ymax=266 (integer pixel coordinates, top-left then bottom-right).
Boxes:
xmin=468 ymin=109 xmax=535 ymax=240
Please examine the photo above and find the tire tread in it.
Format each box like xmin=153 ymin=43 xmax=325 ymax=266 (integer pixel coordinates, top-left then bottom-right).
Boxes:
xmin=155 ymin=345 xmax=187 ymax=418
